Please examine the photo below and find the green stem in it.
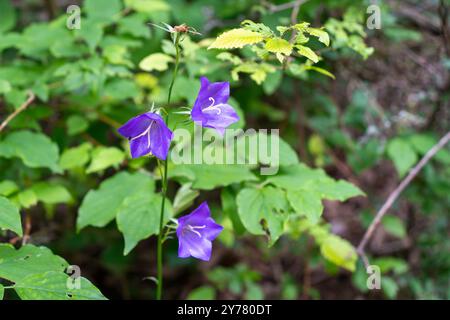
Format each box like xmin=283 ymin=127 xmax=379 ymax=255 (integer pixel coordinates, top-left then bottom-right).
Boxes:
xmin=156 ymin=32 xmax=182 ymax=300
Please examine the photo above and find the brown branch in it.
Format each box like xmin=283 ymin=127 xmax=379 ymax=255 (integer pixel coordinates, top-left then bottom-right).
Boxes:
xmin=357 ymin=131 xmax=450 ymax=260
xmin=0 ymin=91 xmax=35 ymax=133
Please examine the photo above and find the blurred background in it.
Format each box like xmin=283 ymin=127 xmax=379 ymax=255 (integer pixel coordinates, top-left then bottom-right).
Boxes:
xmin=0 ymin=0 xmax=449 ymax=300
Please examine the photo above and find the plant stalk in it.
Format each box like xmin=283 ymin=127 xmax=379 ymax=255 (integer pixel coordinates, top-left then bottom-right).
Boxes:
xmin=156 ymin=32 xmax=182 ymax=300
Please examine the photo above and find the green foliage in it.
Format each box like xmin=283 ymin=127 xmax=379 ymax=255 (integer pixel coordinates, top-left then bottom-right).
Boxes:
xmin=0 ymin=196 xmax=22 ymax=236
xmin=0 ymin=131 xmax=61 ymax=173
xmin=0 ymin=244 xmax=105 ymax=300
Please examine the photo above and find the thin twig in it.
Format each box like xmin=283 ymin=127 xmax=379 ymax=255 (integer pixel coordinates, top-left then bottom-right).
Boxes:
xmin=0 ymin=91 xmax=35 ymax=133
xmin=357 ymin=131 xmax=450 ymax=261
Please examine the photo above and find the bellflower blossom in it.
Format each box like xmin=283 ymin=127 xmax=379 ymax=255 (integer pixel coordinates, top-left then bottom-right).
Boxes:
xmin=191 ymin=77 xmax=239 ymax=135
xmin=118 ymin=112 xmax=173 ymax=160
xmin=176 ymin=202 xmax=223 ymax=261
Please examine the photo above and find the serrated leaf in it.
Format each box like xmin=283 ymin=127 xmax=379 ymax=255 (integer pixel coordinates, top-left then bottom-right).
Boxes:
xmin=86 ymin=147 xmax=125 ymax=173
xmin=320 ymin=235 xmax=357 ymax=272
xmin=15 ymin=271 xmax=107 ymax=300
xmin=387 ymin=138 xmax=418 ymax=177
xmin=117 ymin=193 xmax=173 ymax=255
xmin=0 ymin=196 xmax=22 ymax=236
xmin=265 ymin=38 xmax=293 ymax=56
xmin=0 ymin=244 xmax=68 ymax=283
xmin=0 ymin=131 xmax=61 ymax=173
xmin=287 ymin=190 xmax=323 ymax=224
xmin=209 ymin=28 xmax=264 ymax=50
xmin=237 ymin=186 xmax=289 ymax=245
xmin=307 ymin=27 xmax=330 ymax=46
xmin=139 ymin=53 xmax=173 ymax=72
xmin=77 ymin=172 xmax=155 ymax=231
xmin=296 ymin=45 xmax=319 ymax=63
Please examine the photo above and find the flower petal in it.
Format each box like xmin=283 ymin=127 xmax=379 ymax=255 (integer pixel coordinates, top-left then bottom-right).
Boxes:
xmin=203 ymin=103 xmax=239 ymax=134
xmin=202 ymin=219 xmax=224 ymax=241
xmin=129 ymin=132 xmax=151 ymax=158
xmin=148 ymin=118 xmax=173 ymax=160
xmin=117 ymin=114 xmax=152 ymax=138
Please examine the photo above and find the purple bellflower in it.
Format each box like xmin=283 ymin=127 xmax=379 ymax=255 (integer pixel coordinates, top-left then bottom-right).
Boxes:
xmin=118 ymin=112 xmax=173 ymax=160
xmin=176 ymin=202 xmax=223 ymax=261
xmin=191 ymin=77 xmax=239 ymax=135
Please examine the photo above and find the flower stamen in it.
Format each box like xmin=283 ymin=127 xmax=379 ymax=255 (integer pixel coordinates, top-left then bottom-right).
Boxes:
xmin=185 ymin=224 xmax=206 ymax=238
xmin=202 ymin=97 xmax=222 ymax=115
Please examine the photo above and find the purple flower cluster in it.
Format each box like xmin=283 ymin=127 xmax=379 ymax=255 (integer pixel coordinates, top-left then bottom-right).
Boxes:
xmin=118 ymin=77 xmax=234 ymax=261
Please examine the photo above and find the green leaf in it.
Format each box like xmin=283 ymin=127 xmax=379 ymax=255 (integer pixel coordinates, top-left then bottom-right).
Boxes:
xmin=320 ymin=235 xmax=357 ymax=272
xmin=171 ymin=164 xmax=257 ymax=190
xmin=221 ymin=188 xmax=246 ymax=235
xmin=31 ymin=182 xmax=72 ymax=205
xmin=296 ymin=45 xmax=319 ymax=63
xmin=59 ymin=143 xmax=92 ymax=170
xmin=173 ymin=183 xmax=199 ymax=215
xmin=382 ymin=276 xmax=399 ymax=299
xmin=0 ymin=244 xmax=68 ymax=283
xmin=67 ymin=115 xmax=89 ymax=136
xmin=307 ymin=27 xmax=330 ymax=46
xmin=77 ymin=172 xmax=154 ymax=231
xmin=268 ymin=164 xmax=329 ymax=191
xmin=0 ymin=79 xmax=12 ymax=94
xmin=0 ymin=0 xmax=17 ymax=33
xmin=85 ymin=0 xmax=122 ymax=24
xmin=387 ymin=138 xmax=418 ymax=177
xmin=382 ymin=215 xmax=406 ymax=239
xmin=287 ymin=190 xmax=323 ymax=224
xmin=409 ymin=134 xmax=450 ymax=165
xmin=265 ymin=38 xmax=293 ymax=56
xmin=187 ymin=286 xmax=215 ymax=300
xmin=0 ymin=283 xmax=4 ymax=300
xmin=318 ymin=180 xmax=365 ymax=201
xmin=117 ymin=193 xmax=173 ymax=255
xmin=0 ymin=131 xmax=61 ymax=173
xmin=209 ymin=28 xmax=264 ymax=49
xmin=305 ymin=66 xmax=335 ymax=79
xmin=124 ymin=0 xmax=170 ymax=13
xmin=0 ymin=180 xmax=18 ymax=196
xmin=139 ymin=53 xmax=173 ymax=72
xmin=15 ymin=271 xmax=107 ymax=300
xmin=17 ymin=189 xmax=38 ymax=208
xmin=0 ymin=196 xmax=22 ymax=236
xmin=86 ymin=147 xmax=125 ymax=173
xmin=237 ymin=186 xmax=289 ymax=245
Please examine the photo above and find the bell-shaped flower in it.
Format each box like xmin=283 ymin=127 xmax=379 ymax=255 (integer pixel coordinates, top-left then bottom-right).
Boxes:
xmin=118 ymin=112 xmax=173 ymax=160
xmin=191 ymin=77 xmax=239 ymax=135
xmin=176 ymin=202 xmax=223 ymax=261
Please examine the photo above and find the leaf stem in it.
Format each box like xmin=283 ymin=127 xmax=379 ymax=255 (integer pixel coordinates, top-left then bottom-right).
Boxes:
xmin=156 ymin=32 xmax=182 ymax=300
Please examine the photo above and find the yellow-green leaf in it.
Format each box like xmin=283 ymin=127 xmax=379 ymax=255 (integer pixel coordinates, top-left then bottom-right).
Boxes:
xmin=139 ymin=53 xmax=173 ymax=72
xmin=265 ymin=38 xmax=293 ymax=56
xmin=307 ymin=27 xmax=330 ymax=46
xmin=320 ymin=235 xmax=357 ymax=272
xmin=296 ymin=45 xmax=319 ymax=63
xmin=208 ymin=28 xmax=264 ymax=50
